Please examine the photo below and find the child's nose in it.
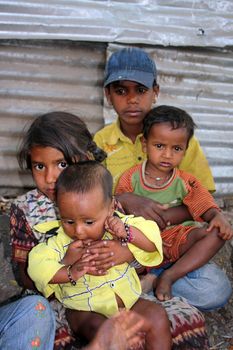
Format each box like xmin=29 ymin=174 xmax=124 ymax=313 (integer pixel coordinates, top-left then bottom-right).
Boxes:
xmin=45 ymin=169 xmax=57 ymax=184
xmin=127 ymin=93 xmax=138 ymax=104
xmin=74 ymin=224 xmax=83 ymax=237
xmin=163 ymin=148 xmax=172 ymax=158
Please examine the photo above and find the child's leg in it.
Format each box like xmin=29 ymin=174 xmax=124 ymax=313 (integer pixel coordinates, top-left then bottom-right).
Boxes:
xmin=132 ymin=298 xmax=172 ymax=350
xmin=140 ymin=272 xmax=157 ymax=293
xmin=155 ymin=227 xmax=224 ymax=301
xmin=0 ymin=296 xmax=55 ymax=350
xmin=66 ymin=308 xmax=106 ymax=342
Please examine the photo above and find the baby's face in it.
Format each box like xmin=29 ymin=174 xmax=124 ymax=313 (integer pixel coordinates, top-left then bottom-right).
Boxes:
xmin=57 ymin=186 xmax=112 ymax=242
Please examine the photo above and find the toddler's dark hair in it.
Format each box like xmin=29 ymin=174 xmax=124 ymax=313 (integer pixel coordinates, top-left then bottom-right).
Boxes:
xmin=56 ymin=160 xmax=113 ymax=202
xmin=18 ymin=111 xmax=107 ymax=170
xmin=143 ymin=105 xmax=196 ymax=146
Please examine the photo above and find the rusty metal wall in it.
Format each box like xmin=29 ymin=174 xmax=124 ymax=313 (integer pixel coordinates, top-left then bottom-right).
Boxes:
xmin=0 ymin=40 xmax=232 ymax=197
xmin=0 ymin=40 xmax=106 ymax=193
xmin=0 ymin=41 xmax=232 ymax=196
xmin=0 ymin=0 xmax=232 ymax=47
xmin=104 ymin=44 xmax=233 ymax=197
xmin=0 ymin=0 xmax=232 ymax=196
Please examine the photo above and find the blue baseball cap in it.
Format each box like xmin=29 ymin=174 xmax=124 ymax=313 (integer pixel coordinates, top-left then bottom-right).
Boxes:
xmin=104 ymin=47 xmax=157 ymax=88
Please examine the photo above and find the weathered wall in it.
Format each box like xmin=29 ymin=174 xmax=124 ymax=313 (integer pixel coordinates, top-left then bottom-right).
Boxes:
xmin=0 ymin=40 xmax=105 ymax=191
xmin=0 ymin=1 xmax=232 ymax=196
xmin=0 ymin=0 xmax=232 ymax=47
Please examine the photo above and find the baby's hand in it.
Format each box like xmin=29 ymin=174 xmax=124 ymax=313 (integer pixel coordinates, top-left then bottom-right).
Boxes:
xmin=61 ymin=240 xmax=85 ymax=266
xmin=70 ymin=255 xmax=100 ymax=281
xmin=207 ymin=212 xmax=233 ymax=240
xmin=105 ymin=215 xmax=127 ymax=240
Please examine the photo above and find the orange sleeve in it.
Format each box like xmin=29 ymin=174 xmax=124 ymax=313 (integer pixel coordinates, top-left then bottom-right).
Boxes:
xmin=115 ymin=167 xmax=136 ymax=194
xmin=181 ymin=171 xmax=219 ymax=220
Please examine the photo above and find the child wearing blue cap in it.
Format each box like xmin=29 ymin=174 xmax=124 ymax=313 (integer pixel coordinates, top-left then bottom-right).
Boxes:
xmin=94 ymin=47 xmax=232 ymax=311
xmin=94 ymin=47 xmax=215 ymax=194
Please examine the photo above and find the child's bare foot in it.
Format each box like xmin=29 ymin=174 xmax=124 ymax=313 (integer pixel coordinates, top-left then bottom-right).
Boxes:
xmin=140 ymin=273 xmax=157 ymax=294
xmin=153 ymin=273 xmax=173 ymax=301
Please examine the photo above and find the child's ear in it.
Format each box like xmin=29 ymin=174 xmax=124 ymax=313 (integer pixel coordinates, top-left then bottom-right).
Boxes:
xmin=104 ymin=87 xmax=112 ymax=106
xmin=152 ymin=85 xmax=160 ymax=104
xmin=141 ymin=137 xmax=147 ymax=153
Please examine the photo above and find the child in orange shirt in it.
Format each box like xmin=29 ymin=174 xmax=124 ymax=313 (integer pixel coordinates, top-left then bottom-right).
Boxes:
xmin=94 ymin=47 xmax=231 ymax=311
xmin=116 ymin=105 xmax=233 ymax=301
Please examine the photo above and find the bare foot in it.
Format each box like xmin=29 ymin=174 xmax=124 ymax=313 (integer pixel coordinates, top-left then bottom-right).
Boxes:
xmin=140 ymin=273 xmax=157 ymax=294
xmin=153 ymin=273 xmax=173 ymax=301
xmin=85 ymin=309 xmax=146 ymax=350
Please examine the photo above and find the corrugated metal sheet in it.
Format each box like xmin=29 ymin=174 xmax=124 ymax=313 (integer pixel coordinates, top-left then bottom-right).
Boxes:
xmin=1 ymin=41 xmax=232 ymax=196
xmin=104 ymin=44 xmax=233 ymax=197
xmin=0 ymin=0 xmax=233 ymax=47
xmin=0 ymin=40 xmax=106 ymax=191
xmin=0 ymin=1 xmax=232 ymax=197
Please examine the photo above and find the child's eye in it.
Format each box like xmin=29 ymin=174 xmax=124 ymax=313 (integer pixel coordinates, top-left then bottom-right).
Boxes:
xmin=62 ymin=219 xmax=74 ymax=225
xmin=155 ymin=144 xmax=163 ymax=149
xmin=115 ymin=87 xmax=126 ymax=95
xmin=137 ymin=86 xmax=147 ymax=94
xmin=34 ymin=163 xmax=44 ymax=171
xmin=174 ymin=146 xmax=182 ymax=152
xmin=85 ymin=220 xmax=94 ymax=225
xmin=58 ymin=161 xmax=68 ymax=169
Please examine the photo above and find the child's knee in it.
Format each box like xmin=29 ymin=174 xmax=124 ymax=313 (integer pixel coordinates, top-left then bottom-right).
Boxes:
xmin=144 ymin=302 xmax=169 ymax=326
xmin=188 ymin=227 xmax=209 ymax=242
xmin=199 ymin=227 xmax=209 ymax=238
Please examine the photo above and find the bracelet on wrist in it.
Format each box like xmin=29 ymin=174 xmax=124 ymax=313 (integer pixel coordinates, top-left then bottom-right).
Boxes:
xmin=120 ymin=223 xmax=133 ymax=246
xmin=67 ymin=265 xmax=76 ymax=286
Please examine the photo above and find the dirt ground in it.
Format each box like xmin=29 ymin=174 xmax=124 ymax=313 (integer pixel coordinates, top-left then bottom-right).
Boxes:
xmin=0 ymin=197 xmax=232 ymax=349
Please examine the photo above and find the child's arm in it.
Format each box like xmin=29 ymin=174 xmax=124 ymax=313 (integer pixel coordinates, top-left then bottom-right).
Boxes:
xmin=202 ymin=208 xmax=233 ymax=240
xmin=116 ymin=192 xmax=192 ymax=229
xmin=158 ymin=204 xmax=192 ymax=226
xmin=105 ymin=215 xmax=156 ymax=252
xmin=28 ymin=239 xmax=99 ymax=292
xmin=51 ymin=240 xmax=100 ymax=283
xmin=50 ymin=255 xmax=98 ymax=284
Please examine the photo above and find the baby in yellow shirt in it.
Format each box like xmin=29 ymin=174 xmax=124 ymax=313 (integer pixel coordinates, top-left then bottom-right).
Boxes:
xmin=28 ymin=160 xmax=172 ymax=349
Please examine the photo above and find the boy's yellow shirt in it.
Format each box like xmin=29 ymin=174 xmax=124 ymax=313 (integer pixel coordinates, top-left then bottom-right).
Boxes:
xmin=94 ymin=119 xmax=215 ymax=193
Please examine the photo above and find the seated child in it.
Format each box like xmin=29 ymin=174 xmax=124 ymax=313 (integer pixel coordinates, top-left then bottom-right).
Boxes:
xmin=115 ymin=105 xmax=233 ymax=301
xmin=28 ymin=161 xmax=172 ymax=350
xmin=94 ymin=47 xmax=232 ymax=311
